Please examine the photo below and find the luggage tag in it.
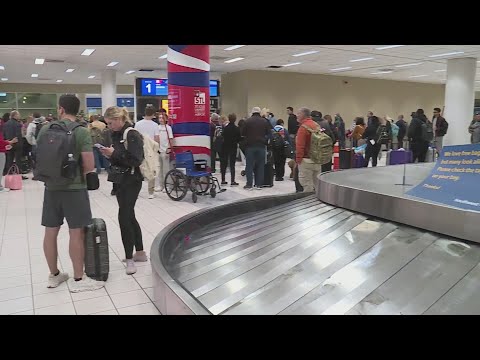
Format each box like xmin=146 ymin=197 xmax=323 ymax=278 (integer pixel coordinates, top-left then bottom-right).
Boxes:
xmin=370 ymin=139 xmax=376 ymax=145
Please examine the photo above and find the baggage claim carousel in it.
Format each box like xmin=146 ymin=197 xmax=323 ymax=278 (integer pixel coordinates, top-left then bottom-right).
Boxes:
xmin=150 ymin=163 xmax=480 ymax=315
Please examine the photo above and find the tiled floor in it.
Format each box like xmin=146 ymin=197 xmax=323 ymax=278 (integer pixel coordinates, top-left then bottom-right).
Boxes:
xmin=0 ymin=157 xmax=389 ymax=315
xmin=0 ymin=161 xmax=303 ymax=315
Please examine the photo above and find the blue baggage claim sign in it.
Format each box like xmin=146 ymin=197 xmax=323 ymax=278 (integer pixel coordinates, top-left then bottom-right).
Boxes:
xmin=407 ymin=144 xmax=480 ymax=212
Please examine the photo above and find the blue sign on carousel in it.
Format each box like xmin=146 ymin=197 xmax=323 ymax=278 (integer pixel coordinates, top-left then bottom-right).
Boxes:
xmin=407 ymin=144 xmax=480 ymax=212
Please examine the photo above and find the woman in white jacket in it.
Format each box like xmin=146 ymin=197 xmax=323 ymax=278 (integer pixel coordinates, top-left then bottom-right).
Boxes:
xmin=155 ymin=113 xmax=174 ymax=193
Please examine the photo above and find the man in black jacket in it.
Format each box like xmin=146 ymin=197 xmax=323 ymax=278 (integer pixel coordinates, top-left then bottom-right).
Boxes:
xmin=396 ymin=115 xmax=407 ymax=149
xmin=243 ymin=107 xmax=271 ymax=190
xmin=220 ymin=113 xmax=241 ymax=186
xmin=408 ymin=109 xmax=430 ymax=163
xmin=287 ymin=106 xmax=298 ymax=145
xmin=432 ymin=107 xmax=448 ymax=153
xmin=3 ymin=110 xmax=26 ymax=178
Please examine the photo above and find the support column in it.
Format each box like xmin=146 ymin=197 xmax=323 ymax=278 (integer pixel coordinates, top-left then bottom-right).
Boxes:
xmin=444 ymin=57 xmax=477 ymax=146
xmin=167 ymin=45 xmax=211 ymax=164
xmin=101 ymin=69 xmax=117 ymax=115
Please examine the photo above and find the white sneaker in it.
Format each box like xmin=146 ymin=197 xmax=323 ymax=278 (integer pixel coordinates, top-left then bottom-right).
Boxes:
xmin=47 ymin=272 xmax=69 ymax=288
xmin=0 ymin=188 xmax=10 ymax=193
xmin=126 ymin=259 xmax=137 ymax=275
xmin=148 ymin=194 xmax=155 ymax=199
xmin=68 ymin=275 xmax=105 ymax=293
xmin=154 ymin=187 xmax=162 ymax=192
xmin=121 ymin=251 xmax=148 ymax=263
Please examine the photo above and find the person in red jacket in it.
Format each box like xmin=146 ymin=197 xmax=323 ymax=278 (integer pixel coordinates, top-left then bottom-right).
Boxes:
xmin=0 ymin=132 xmax=18 ymax=193
xmin=295 ymin=107 xmax=321 ymax=192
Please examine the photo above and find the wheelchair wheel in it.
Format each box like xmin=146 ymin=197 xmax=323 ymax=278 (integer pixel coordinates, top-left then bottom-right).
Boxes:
xmin=210 ymin=188 xmax=216 ymax=198
xmin=194 ymin=176 xmax=211 ymax=194
xmin=192 ymin=192 xmax=198 ymax=203
xmin=165 ymin=169 xmax=188 ymax=201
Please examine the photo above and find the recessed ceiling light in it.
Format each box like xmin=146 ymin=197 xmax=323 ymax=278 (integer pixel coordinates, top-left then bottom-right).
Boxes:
xmin=1 ymin=78 xmax=7 ymax=81
xmin=282 ymin=62 xmax=302 ymax=67
xmin=158 ymin=54 xmax=168 ymax=59
xmin=395 ymin=62 xmax=423 ymax=68
xmin=107 ymin=61 xmax=119 ymax=67
xmin=31 ymin=73 xmax=38 ymax=78
xmin=224 ymin=57 xmax=244 ymax=63
xmin=125 ymin=70 xmax=136 ymax=75
xmin=81 ymin=48 xmax=96 ymax=56
xmin=224 ymin=45 xmax=245 ymax=51
xmin=66 ymin=68 xmax=75 ymax=73
xmin=409 ymin=74 xmax=428 ymax=78
xmin=375 ymin=45 xmax=405 ymax=50
xmin=88 ymin=75 xmax=95 ymax=79
xmin=429 ymin=51 xmax=464 ymax=58
xmin=350 ymin=57 xmax=374 ymax=62
xmin=35 ymin=58 xmax=45 ymax=65
xmin=330 ymin=67 xmax=352 ymax=72
xmin=56 ymin=80 xmax=63 ymax=83
xmin=0 ymin=65 xmax=4 ymax=70
xmin=371 ymin=71 xmax=393 ymax=75
xmin=434 ymin=69 xmax=447 ymax=72
xmin=292 ymin=50 xmax=319 ymax=57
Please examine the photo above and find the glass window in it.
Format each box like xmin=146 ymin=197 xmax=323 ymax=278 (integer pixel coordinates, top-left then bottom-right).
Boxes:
xmin=0 ymin=92 xmax=17 ymax=109
xmin=17 ymin=93 xmax=57 ymax=109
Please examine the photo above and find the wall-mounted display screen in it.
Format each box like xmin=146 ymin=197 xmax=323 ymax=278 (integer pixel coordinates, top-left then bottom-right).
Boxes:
xmin=138 ymin=78 xmax=219 ymax=97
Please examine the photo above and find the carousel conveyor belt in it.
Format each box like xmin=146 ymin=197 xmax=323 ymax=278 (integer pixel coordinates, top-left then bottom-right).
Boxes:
xmin=164 ymin=195 xmax=480 ymax=315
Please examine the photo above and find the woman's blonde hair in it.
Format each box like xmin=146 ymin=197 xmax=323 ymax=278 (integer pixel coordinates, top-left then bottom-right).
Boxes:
xmin=104 ymin=106 xmax=131 ymax=124
xmin=220 ymin=115 xmax=228 ymax=124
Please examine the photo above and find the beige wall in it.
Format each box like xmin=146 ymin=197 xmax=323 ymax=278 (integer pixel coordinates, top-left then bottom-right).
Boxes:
xmin=221 ymin=70 xmax=446 ymax=125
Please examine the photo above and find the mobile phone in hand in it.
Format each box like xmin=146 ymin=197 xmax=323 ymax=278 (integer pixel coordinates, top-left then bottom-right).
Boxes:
xmin=94 ymin=143 xmax=105 ymax=149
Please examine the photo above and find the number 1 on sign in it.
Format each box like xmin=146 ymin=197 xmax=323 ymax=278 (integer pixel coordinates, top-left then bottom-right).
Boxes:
xmin=146 ymin=83 xmax=151 ymax=93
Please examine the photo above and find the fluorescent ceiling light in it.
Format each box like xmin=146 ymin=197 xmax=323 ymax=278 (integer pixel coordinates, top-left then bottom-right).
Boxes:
xmin=375 ymin=45 xmax=405 ymax=50
xmin=224 ymin=45 xmax=245 ymax=51
xmin=224 ymin=57 xmax=244 ymax=63
xmin=434 ymin=69 xmax=447 ymax=72
xmin=66 ymin=68 xmax=75 ymax=73
xmin=0 ymin=65 xmax=4 ymax=70
xmin=31 ymin=73 xmax=38 ymax=78
xmin=35 ymin=58 xmax=45 ymax=65
xmin=330 ymin=67 xmax=352 ymax=71
xmin=81 ymin=48 xmax=96 ymax=56
xmin=350 ymin=57 xmax=374 ymax=62
xmin=107 ymin=61 xmax=119 ymax=67
xmin=158 ymin=54 xmax=167 ymax=59
xmin=429 ymin=51 xmax=464 ymax=58
xmin=292 ymin=50 xmax=319 ymax=57
xmin=88 ymin=75 xmax=95 ymax=79
xmin=395 ymin=62 xmax=423 ymax=68
xmin=125 ymin=70 xmax=136 ymax=74
xmin=409 ymin=74 xmax=428 ymax=78
xmin=371 ymin=71 xmax=393 ymax=74
xmin=282 ymin=62 xmax=302 ymax=67
xmin=1 ymin=78 xmax=7 ymax=81
xmin=56 ymin=79 xmax=63 ymax=83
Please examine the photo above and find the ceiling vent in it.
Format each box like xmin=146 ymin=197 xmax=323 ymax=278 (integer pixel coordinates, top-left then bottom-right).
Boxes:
xmin=37 ymin=78 xmax=53 ymax=81
xmin=211 ymin=56 xmax=229 ymax=61
xmin=138 ymin=69 xmax=155 ymax=72
xmin=266 ymin=65 xmax=282 ymax=69
xmin=378 ymin=68 xmax=394 ymax=72
xmin=44 ymin=59 xmax=65 ymax=63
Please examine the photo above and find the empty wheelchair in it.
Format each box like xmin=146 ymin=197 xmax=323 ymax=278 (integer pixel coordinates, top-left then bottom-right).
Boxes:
xmin=164 ymin=151 xmax=226 ymax=203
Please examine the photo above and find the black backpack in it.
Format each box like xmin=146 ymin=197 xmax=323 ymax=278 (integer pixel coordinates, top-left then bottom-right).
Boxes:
xmin=376 ymin=125 xmax=390 ymax=144
xmin=34 ymin=121 xmax=83 ymax=186
xmin=421 ymin=121 xmax=434 ymax=142
xmin=213 ymin=126 xmax=224 ymax=152
xmin=271 ymin=130 xmax=285 ymax=150
xmin=34 ymin=122 xmax=44 ymax=140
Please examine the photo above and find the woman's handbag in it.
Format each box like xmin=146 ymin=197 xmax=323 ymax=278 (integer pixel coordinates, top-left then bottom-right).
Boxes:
xmin=5 ymin=164 xmax=22 ymax=190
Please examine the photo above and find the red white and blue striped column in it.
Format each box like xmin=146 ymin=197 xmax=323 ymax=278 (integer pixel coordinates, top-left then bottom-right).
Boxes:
xmin=167 ymin=45 xmax=211 ymax=164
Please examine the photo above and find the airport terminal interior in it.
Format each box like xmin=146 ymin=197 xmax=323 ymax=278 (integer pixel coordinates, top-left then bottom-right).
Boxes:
xmin=1 ymin=45 xmax=480 ymax=315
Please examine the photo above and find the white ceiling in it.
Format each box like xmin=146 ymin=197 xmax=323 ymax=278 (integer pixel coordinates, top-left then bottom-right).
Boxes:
xmin=0 ymin=45 xmax=479 ymax=89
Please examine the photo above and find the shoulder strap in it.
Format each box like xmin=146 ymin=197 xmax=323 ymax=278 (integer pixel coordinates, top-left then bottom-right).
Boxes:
xmin=122 ymin=127 xmax=135 ymax=150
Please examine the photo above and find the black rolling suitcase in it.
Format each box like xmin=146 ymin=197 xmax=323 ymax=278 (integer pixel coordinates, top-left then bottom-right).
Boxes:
xmin=263 ymin=162 xmax=274 ymax=187
xmin=339 ymin=149 xmax=354 ymax=169
xmin=84 ymin=218 xmax=109 ymax=281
